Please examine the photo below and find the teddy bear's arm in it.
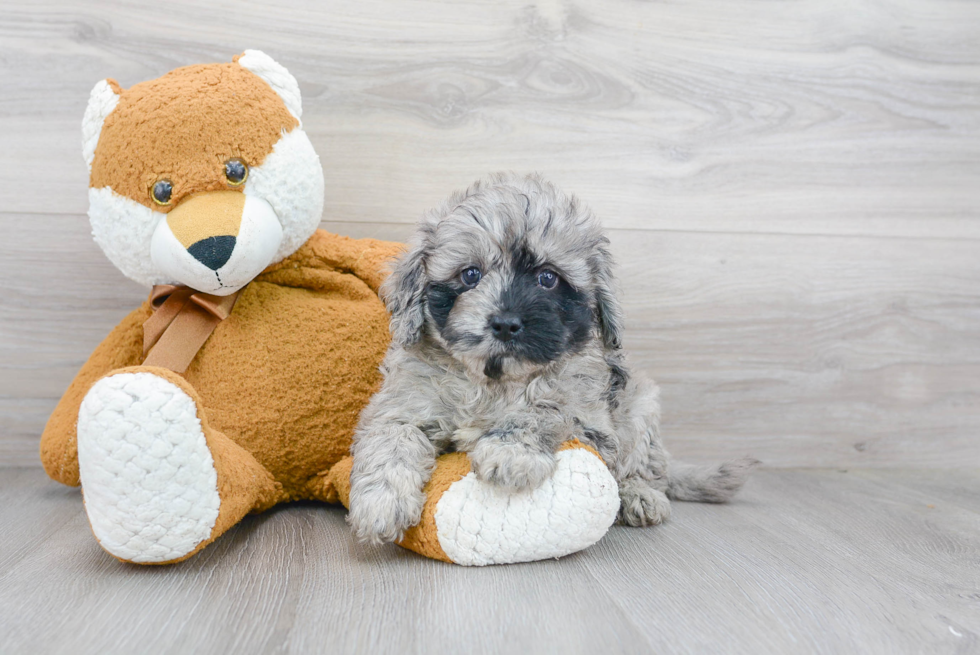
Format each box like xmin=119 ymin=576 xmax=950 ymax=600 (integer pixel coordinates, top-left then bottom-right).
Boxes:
xmin=39 ymin=303 xmax=151 ymax=486
xmin=294 ymin=230 xmax=406 ymax=294
xmin=335 ymin=236 xmax=406 ymax=294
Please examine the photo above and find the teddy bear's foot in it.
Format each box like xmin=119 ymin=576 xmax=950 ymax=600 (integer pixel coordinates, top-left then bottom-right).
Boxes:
xmin=77 ymin=370 xmax=221 ymax=563
xmin=427 ymin=441 xmax=620 ymax=565
xmin=327 ymin=440 xmax=620 ymax=565
xmin=77 ymin=367 xmax=281 ymax=564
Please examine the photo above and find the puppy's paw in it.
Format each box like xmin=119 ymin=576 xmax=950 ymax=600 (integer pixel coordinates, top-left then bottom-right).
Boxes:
xmin=471 ymin=439 xmax=557 ymax=491
xmin=618 ymin=478 xmax=672 ymax=527
xmin=347 ymin=482 xmax=425 ymax=546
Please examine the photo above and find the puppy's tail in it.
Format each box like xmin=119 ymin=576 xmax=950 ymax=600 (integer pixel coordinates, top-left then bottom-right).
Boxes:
xmin=666 ymin=458 xmax=760 ymax=503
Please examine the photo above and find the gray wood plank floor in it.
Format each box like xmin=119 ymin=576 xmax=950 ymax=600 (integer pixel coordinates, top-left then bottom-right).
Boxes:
xmin=1 ymin=467 xmax=978 ymax=655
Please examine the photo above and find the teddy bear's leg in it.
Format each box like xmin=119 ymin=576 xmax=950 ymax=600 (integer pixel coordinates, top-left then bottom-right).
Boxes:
xmin=76 ymin=366 xmax=283 ymax=564
xmin=319 ymin=440 xmax=621 ymax=565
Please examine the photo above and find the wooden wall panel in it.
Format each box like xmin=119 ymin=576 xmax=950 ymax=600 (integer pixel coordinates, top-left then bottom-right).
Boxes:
xmin=1 ymin=0 xmax=978 ymax=467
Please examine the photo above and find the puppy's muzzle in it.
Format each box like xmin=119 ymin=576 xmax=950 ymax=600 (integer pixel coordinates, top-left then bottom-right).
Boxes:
xmin=490 ymin=313 xmax=524 ymax=342
xmin=150 ymin=190 xmax=283 ymax=295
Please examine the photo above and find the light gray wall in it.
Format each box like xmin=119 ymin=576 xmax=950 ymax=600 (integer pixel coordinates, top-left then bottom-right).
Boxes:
xmin=2 ymin=0 xmax=978 ymax=467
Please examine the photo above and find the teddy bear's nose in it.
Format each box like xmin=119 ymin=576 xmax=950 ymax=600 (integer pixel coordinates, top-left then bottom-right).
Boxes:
xmin=187 ymin=235 xmax=236 ymax=270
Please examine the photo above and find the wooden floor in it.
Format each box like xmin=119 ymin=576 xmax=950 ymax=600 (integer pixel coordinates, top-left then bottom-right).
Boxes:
xmin=1 ymin=467 xmax=978 ymax=654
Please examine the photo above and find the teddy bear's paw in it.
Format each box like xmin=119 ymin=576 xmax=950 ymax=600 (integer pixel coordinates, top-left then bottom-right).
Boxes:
xmin=77 ymin=371 xmax=220 ymax=563
xmin=429 ymin=444 xmax=620 ymax=565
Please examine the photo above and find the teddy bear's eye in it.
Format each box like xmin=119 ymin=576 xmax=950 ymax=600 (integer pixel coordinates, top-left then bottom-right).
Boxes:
xmin=224 ymin=158 xmax=248 ymax=186
xmin=151 ymin=180 xmax=173 ymax=206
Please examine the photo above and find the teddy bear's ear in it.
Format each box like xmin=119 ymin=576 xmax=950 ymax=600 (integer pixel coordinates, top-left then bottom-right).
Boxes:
xmin=235 ymin=50 xmax=303 ymax=122
xmin=81 ymin=79 xmax=121 ymax=172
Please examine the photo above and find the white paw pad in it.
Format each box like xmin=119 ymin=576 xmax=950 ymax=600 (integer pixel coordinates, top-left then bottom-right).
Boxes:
xmin=435 ymin=448 xmax=620 ymax=566
xmin=77 ymin=372 xmax=221 ymax=563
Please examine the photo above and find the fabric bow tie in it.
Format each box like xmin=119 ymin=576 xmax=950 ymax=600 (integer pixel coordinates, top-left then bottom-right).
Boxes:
xmin=142 ymin=284 xmax=241 ymax=374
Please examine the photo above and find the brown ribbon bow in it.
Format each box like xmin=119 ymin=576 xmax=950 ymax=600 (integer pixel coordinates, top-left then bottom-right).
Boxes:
xmin=142 ymin=285 xmax=241 ymax=374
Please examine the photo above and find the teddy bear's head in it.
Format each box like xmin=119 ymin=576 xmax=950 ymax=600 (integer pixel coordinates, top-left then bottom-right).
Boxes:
xmin=82 ymin=50 xmax=324 ymax=295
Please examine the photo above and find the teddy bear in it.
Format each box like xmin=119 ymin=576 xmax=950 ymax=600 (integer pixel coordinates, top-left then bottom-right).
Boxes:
xmin=40 ymin=51 xmax=620 ymax=566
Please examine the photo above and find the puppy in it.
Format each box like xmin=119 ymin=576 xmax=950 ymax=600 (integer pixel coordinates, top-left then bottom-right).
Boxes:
xmin=348 ymin=173 xmax=755 ymax=545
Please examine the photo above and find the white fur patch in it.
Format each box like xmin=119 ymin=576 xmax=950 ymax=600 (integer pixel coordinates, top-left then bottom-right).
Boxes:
xmin=77 ymin=372 xmax=221 ymax=564
xmin=82 ymin=80 xmax=119 ymax=171
xmin=434 ymin=448 xmax=619 ymax=566
xmin=237 ymin=49 xmax=303 ymax=122
xmin=89 ymin=187 xmax=170 ymax=288
xmin=244 ymin=128 xmax=324 ymax=262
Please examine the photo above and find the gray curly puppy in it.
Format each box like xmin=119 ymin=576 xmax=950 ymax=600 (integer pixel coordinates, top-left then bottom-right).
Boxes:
xmin=348 ymin=173 xmax=756 ymax=545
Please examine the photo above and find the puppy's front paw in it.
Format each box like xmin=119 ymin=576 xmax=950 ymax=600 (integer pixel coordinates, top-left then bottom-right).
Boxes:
xmin=348 ymin=483 xmax=425 ymax=546
xmin=471 ymin=439 xmax=557 ymax=491
xmin=619 ymin=478 xmax=671 ymax=527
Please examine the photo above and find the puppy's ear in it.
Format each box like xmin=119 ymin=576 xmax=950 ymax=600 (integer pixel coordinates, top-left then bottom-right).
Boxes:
xmin=381 ymin=242 xmax=428 ymax=347
xmin=592 ymin=243 xmax=624 ymax=350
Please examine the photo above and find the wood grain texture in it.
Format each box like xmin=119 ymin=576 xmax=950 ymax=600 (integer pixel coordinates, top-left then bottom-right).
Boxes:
xmin=3 ymin=216 xmax=978 ymax=467
xmin=2 ymin=0 xmax=979 ymax=236
xmin=1 ymin=467 xmax=978 ymax=654
xmin=1 ymin=0 xmax=979 ymax=468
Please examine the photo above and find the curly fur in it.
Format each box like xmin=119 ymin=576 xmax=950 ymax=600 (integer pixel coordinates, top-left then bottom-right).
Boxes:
xmin=348 ymin=172 xmax=757 ymax=545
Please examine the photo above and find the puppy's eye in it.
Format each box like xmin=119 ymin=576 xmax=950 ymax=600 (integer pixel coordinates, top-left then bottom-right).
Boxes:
xmin=461 ymin=266 xmax=482 ymax=287
xmin=151 ymin=180 xmax=173 ymax=206
xmin=537 ymin=269 xmax=559 ymax=289
xmin=224 ymin=158 xmax=248 ymax=186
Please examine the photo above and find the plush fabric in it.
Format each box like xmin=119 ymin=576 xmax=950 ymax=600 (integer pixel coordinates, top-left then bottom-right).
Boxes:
xmin=244 ymin=128 xmax=325 ymax=263
xmin=78 ymin=369 xmax=224 ymax=564
xmin=88 ymin=186 xmax=165 ymax=288
xmin=89 ymin=62 xmax=297 ymax=211
xmin=82 ymin=79 xmax=120 ymax=171
xmin=84 ymin=56 xmax=323 ymax=289
xmin=42 ymin=229 xmax=400 ymax=499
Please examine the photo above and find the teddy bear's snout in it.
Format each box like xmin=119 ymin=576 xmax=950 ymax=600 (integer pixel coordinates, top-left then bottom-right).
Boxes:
xmin=149 ymin=189 xmax=283 ymax=295
xmin=165 ymin=190 xmax=246 ymax=252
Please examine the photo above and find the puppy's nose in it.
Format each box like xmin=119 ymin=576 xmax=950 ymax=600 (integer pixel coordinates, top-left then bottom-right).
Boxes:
xmin=490 ymin=313 xmax=524 ymax=342
xmin=188 ymin=235 xmax=236 ymax=270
